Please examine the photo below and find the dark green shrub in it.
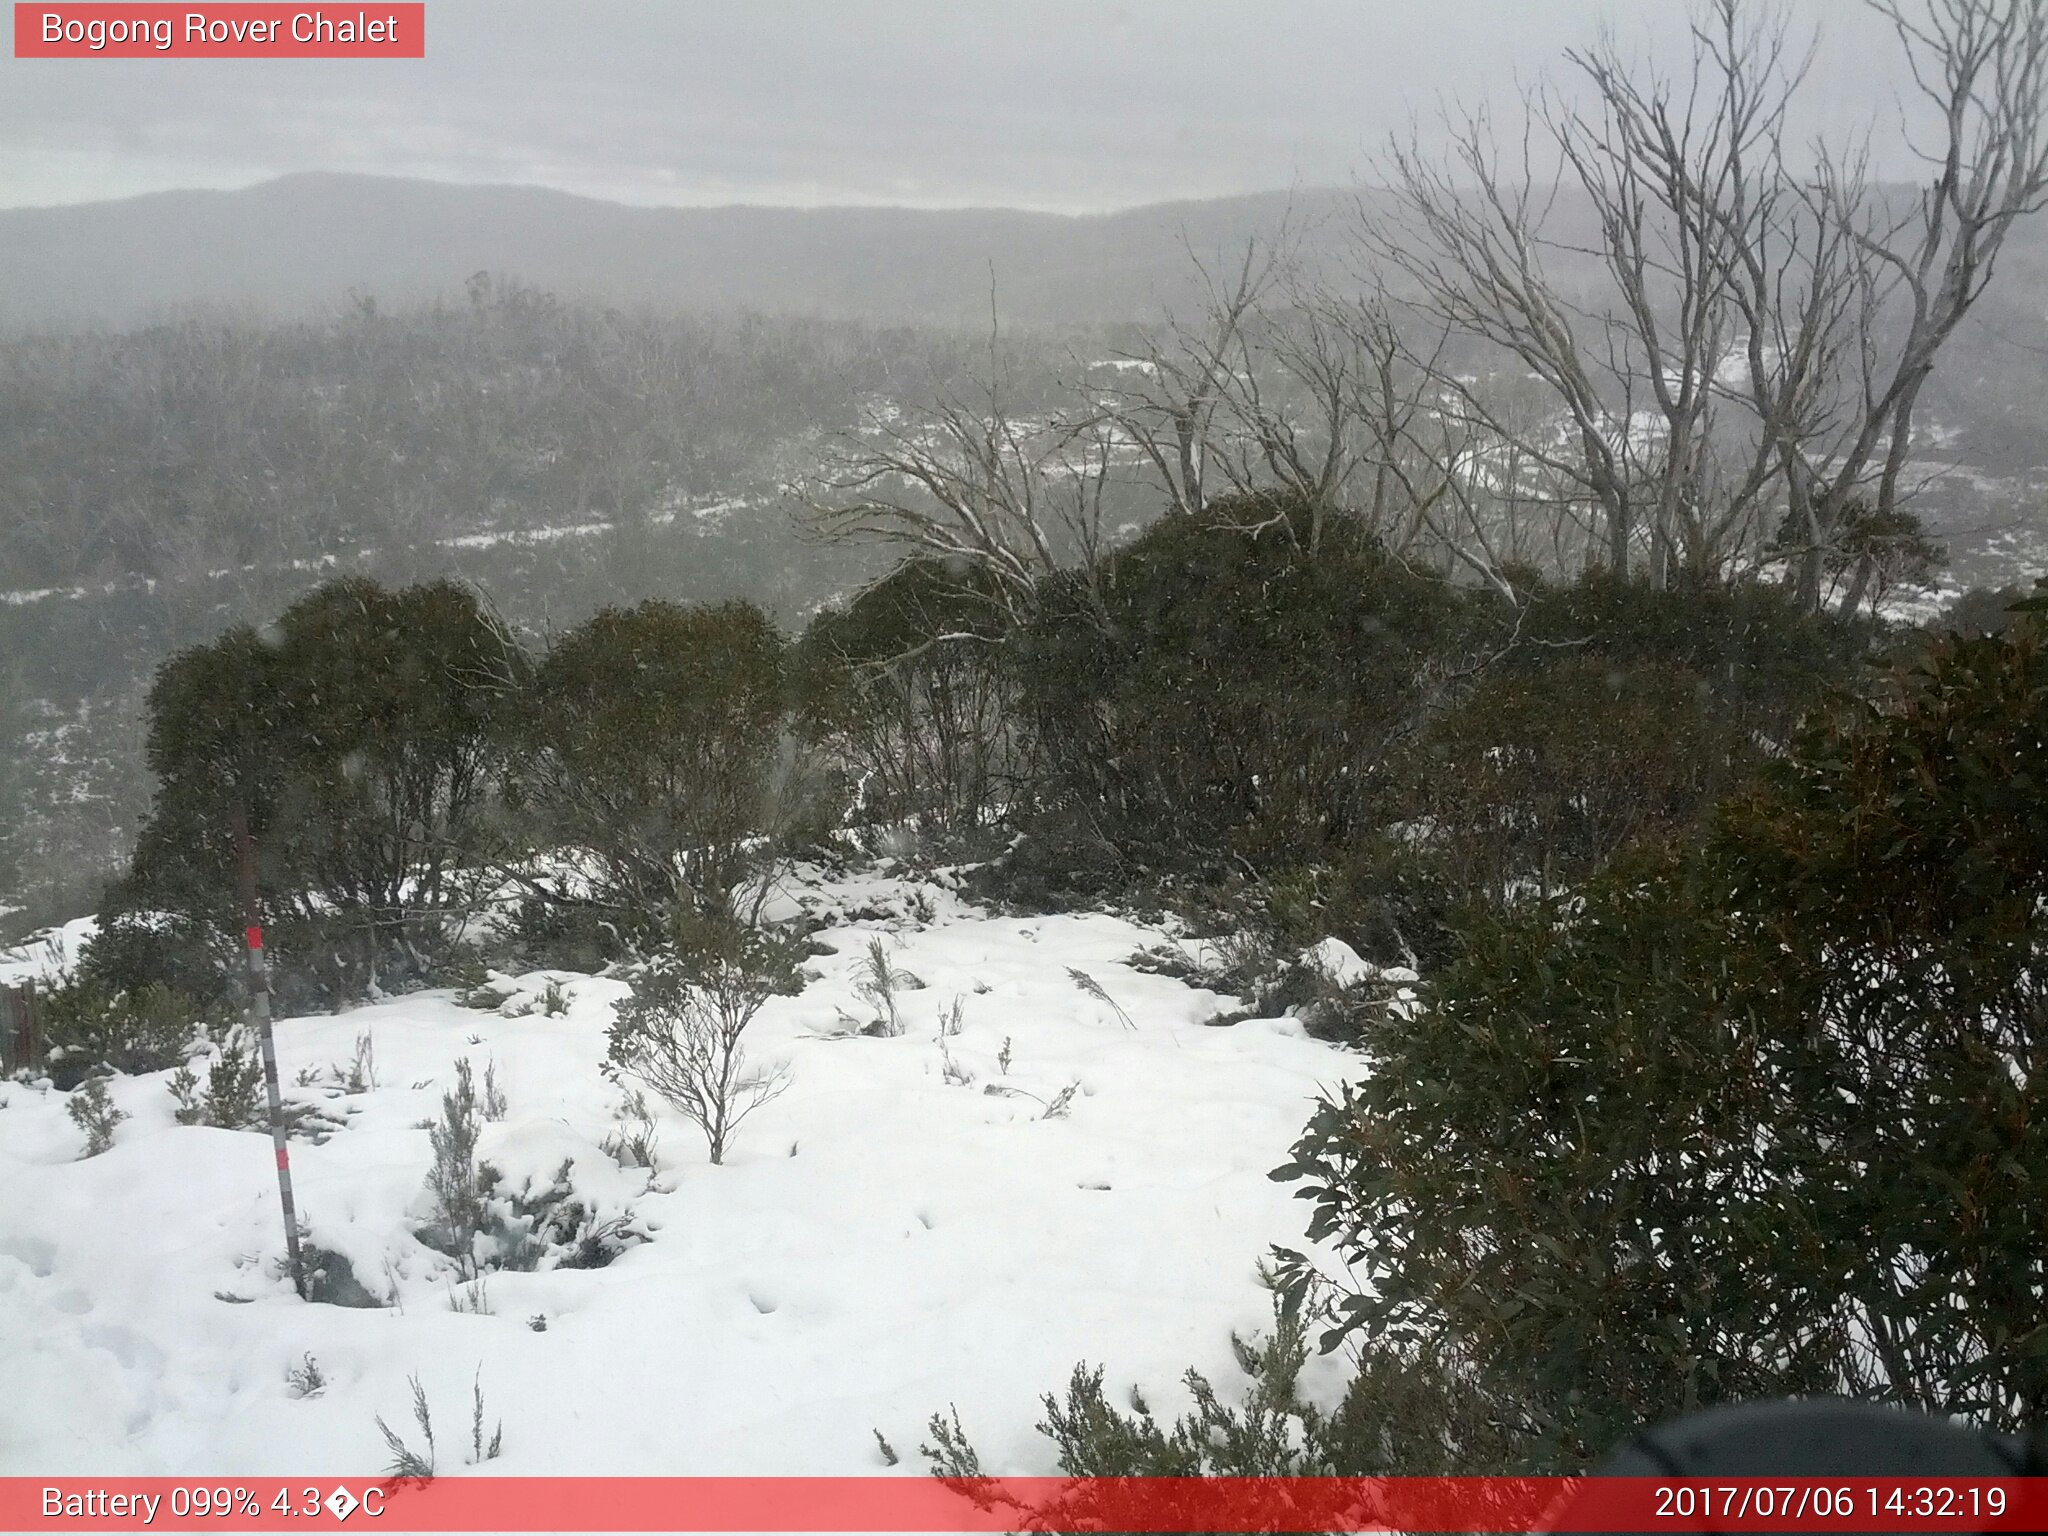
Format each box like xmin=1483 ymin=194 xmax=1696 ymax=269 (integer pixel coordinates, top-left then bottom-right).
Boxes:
xmin=1769 ymin=495 xmax=1945 ymax=619
xmin=301 ymin=1246 xmax=384 ymax=1308
xmin=1275 ymin=594 xmax=2048 ymax=1468
xmin=419 ymin=1057 xmax=490 ymax=1273
xmin=1372 ymin=654 xmax=1736 ymax=932
xmin=922 ymin=1295 xmax=1332 ymax=1481
xmin=73 ymin=909 xmax=230 ymax=1010
xmin=959 ymin=818 xmax=1128 ymax=913
xmin=1338 ymin=571 xmax=1864 ymax=960
xmin=113 ymin=578 xmax=524 ymax=1004
xmin=165 ymin=1024 xmax=261 ymax=1129
xmin=66 ymin=1076 xmax=126 ymax=1156
xmin=1018 ymin=491 xmax=1477 ymax=872
xmin=501 ymin=896 xmax=660 ymax=973
xmin=914 ymin=1289 xmax=1516 ymax=1496
xmin=1276 ymin=850 xmax=1823 ymax=1470
xmin=521 ymin=600 xmax=786 ymax=919
xmin=1514 ymin=568 xmax=1864 ymax=730
xmin=1709 ymin=598 xmax=2048 ymax=1428
xmin=39 ymin=976 xmax=228 ymax=1090
xmin=1938 ymin=581 xmax=2037 ymax=639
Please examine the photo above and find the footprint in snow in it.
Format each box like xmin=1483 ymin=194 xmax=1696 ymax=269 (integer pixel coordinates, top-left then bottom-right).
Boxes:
xmin=0 ymin=1235 xmax=56 ymax=1277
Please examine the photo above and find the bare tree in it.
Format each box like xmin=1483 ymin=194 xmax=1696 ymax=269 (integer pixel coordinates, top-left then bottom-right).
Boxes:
xmin=1098 ymin=238 xmax=1464 ymax=559
xmin=1198 ymin=273 xmax=1404 ymax=551
xmin=1314 ymin=287 xmax=1466 ymax=557
xmin=1095 ymin=239 xmax=1277 ymax=525
xmin=1363 ymin=3 xmax=1812 ymax=584
xmin=1779 ymin=0 xmax=2048 ymax=606
xmin=1360 ymin=0 xmax=2047 ymax=605
xmin=797 ymin=322 xmax=1114 ymax=624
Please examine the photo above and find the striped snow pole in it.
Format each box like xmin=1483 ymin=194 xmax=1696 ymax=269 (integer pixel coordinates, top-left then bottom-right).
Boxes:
xmin=233 ymin=801 xmax=307 ymax=1300
xmin=245 ymin=920 xmax=307 ymax=1298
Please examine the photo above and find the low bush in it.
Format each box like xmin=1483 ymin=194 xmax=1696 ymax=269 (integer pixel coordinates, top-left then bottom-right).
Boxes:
xmin=606 ymin=918 xmax=801 ymax=1165
xmin=114 ymin=578 xmax=525 ymax=1007
xmin=418 ymin=1059 xmax=489 ymax=1273
xmin=794 ymin=558 xmax=1018 ymax=833
xmin=73 ymin=909 xmax=231 ymax=1011
xmin=65 ymin=1076 xmax=126 ymax=1156
xmin=415 ymin=1057 xmax=642 ymax=1275
xmin=501 ymin=895 xmax=662 ymax=974
xmin=39 ymin=976 xmax=228 ymax=1090
xmin=300 ymin=1245 xmax=384 ymax=1309
xmin=517 ymin=599 xmax=786 ymax=920
xmin=166 ymin=1024 xmax=262 ymax=1129
xmin=915 ymin=1288 xmax=1486 ymax=1498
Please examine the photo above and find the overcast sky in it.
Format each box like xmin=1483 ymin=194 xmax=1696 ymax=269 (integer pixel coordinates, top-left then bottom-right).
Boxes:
xmin=0 ymin=1 xmax=1914 ymax=213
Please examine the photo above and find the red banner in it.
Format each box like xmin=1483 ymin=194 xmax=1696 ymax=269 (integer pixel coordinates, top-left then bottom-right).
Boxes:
xmin=13 ymin=5 xmax=424 ymax=58
xmin=3 ymin=1476 xmax=2044 ymax=1532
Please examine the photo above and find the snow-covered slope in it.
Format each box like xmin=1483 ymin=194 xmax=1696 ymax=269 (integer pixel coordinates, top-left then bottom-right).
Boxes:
xmin=0 ymin=866 xmax=1350 ymax=1476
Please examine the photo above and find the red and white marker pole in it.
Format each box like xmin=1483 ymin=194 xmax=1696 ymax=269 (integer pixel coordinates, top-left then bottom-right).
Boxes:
xmin=233 ymin=800 xmax=307 ymax=1300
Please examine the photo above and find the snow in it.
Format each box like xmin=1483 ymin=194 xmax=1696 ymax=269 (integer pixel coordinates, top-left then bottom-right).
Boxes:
xmin=0 ymin=916 xmax=98 ymax=987
xmin=0 ymin=865 xmax=1352 ymax=1476
xmin=1300 ymin=937 xmax=1373 ymax=989
xmin=1301 ymin=937 xmax=1416 ymax=989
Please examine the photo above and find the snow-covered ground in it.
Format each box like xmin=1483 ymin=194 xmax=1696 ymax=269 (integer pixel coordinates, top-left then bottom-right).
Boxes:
xmin=0 ymin=865 xmax=1354 ymax=1476
xmin=0 ymin=915 xmax=96 ymax=987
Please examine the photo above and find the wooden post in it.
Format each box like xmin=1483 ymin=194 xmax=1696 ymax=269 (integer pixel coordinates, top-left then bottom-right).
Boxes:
xmin=232 ymin=798 xmax=307 ymax=1300
xmin=1 ymin=983 xmax=27 ymax=1075
xmin=1 ymin=981 xmax=38 ymax=1076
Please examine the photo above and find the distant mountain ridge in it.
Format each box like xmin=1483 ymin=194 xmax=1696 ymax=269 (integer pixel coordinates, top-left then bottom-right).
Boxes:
xmin=4 ymin=170 xmax=2042 ymax=406
xmin=0 ymin=172 xmax=1345 ymax=329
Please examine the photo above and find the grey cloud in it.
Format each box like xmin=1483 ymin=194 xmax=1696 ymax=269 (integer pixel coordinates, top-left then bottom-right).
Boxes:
xmin=0 ymin=1 xmax=1913 ymax=211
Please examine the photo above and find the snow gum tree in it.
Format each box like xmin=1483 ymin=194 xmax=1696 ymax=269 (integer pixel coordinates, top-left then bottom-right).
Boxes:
xmin=1363 ymin=0 xmax=2048 ymax=599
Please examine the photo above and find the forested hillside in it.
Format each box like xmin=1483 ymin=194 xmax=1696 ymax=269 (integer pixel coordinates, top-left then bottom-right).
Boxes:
xmin=0 ymin=291 xmax=1080 ymax=928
